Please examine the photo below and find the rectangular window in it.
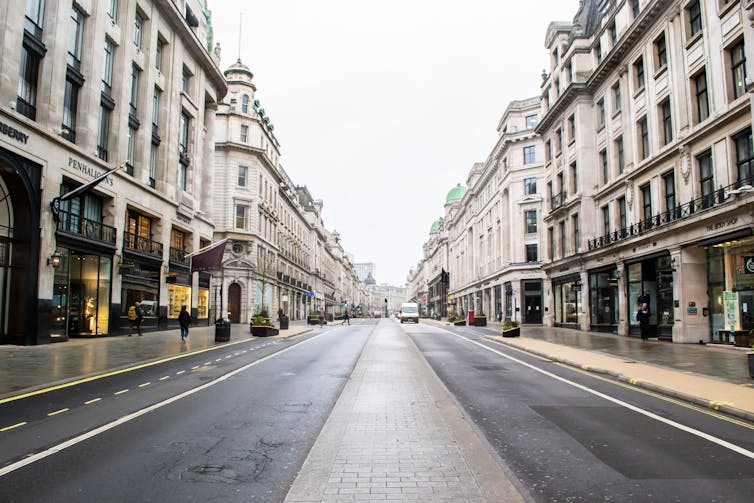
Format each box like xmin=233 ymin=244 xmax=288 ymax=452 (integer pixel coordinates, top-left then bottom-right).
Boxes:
xmin=556 ymin=128 xmax=563 ymax=153
xmin=525 ymin=210 xmax=537 ymax=234
xmin=730 ymin=41 xmax=747 ymax=100
xmin=616 ymin=136 xmax=625 ymax=173
xmin=602 ymin=206 xmax=611 ymax=237
xmin=525 ymin=244 xmax=538 ymax=263
xmin=68 ymin=6 xmax=84 ymax=70
xmin=126 ymin=127 xmax=136 ymax=175
xmin=25 ymin=0 xmax=46 ymax=37
xmin=525 ymin=114 xmax=538 ymax=129
xmin=661 ymin=99 xmax=673 ymax=145
xmin=548 ymin=227 xmax=554 ymax=260
xmin=238 ymin=165 xmax=248 ymax=187
xmin=240 ymin=125 xmax=248 ymax=143
xmin=694 ymin=70 xmax=709 ymax=123
xmin=597 ymin=99 xmax=605 ymax=128
xmin=523 ymin=146 xmax=536 ymax=164
xmin=97 ymin=105 xmax=111 ymax=161
xmin=235 ymin=205 xmax=247 ymax=229
xmin=655 ymin=33 xmax=667 ymax=70
xmin=609 ymin=23 xmax=617 ymax=47
xmin=612 ymin=81 xmax=621 ymax=113
xmin=149 ymin=143 xmax=157 ymax=188
xmin=152 ymin=88 xmax=160 ymax=129
xmin=688 ymin=0 xmax=702 ymax=37
xmin=129 ymin=66 xmax=140 ymax=117
xmin=572 ymin=214 xmax=580 ymax=252
xmin=155 ymin=39 xmax=164 ymax=71
xmin=638 ymin=116 xmax=649 ymax=160
xmin=134 ymin=12 xmax=143 ymax=49
xmin=641 ymin=183 xmax=653 ymax=224
xmin=524 ymin=177 xmax=537 ymax=195
xmin=629 ymin=0 xmax=640 ymax=18
xmin=734 ymin=129 xmax=754 ymax=185
xmin=568 ymin=115 xmax=575 ymax=141
xmin=179 ymin=112 xmax=189 ymax=153
xmin=571 ymin=162 xmax=578 ymax=194
xmin=634 ymin=56 xmax=645 ymax=90
xmin=107 ymin=0 xmax=118 ymax=23
xmin=601 ymin=149 xmax=609 ymax=185
xmin=181 ymin=68 xmax=190 ymax=93
xmin=663 ymin=171 xmax=676 ymax=213
xmin=545 ymin=140 xmax=552 ymax=162
xmin=62 ymin=78 xmax=79 ymax=142
xmin=17 ymin=45 xmax=41 ymax=120
xmin=698 ymin=150 xmax=714 ymax=208
xmin=560 ymin=221 xmax=567 ymax=257
xmin=102 ymin=38 xmax=114 ymax=96
xmin=618 ymin=197 xmax=627 ymax=230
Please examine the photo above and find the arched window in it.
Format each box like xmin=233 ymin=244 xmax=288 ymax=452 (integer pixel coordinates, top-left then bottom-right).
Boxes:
xmin=241 ymin=95 xmax=249 ymax=114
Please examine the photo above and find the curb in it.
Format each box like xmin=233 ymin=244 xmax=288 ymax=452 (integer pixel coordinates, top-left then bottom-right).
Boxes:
xmin=484 ymin=335 xmax=754 ymax=424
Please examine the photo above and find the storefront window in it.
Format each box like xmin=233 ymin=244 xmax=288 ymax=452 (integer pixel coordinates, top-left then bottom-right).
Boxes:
xmin=707 ymin=236 xmax=754 ymax=339
xmin=504 ymin=282 xmax=513 ymax=321
xmin=554 ymin=278 xmax=581 ymax=325
xmin=198 ymin=288 xmax=209 ymax=318
xmin=589 ymin=269 xmax=618 ymax=326
xmin=168 ymin=284 xmax=191 ymax=319
xmin=62 ymin=251 xmax=111 ymax=336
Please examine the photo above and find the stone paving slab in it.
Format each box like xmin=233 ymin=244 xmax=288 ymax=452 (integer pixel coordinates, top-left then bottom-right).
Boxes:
xmin=284 ymin=321 xmax=524 ymax=503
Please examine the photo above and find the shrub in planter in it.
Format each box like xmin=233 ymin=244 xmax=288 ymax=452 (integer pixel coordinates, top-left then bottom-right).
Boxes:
xmin=250 ymin=314 xmax=279 ymax=337
xmin=502 ymin=321 xmax=520 ymax=337
xmin=451 ymin=314 xmax=466 ymax=326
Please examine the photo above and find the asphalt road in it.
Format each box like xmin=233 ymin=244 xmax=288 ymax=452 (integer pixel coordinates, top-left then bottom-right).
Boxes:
xmin=405 ymin=321 xmax=754 ymax=503
xmin=0 ymin=321 xmax=375 ymax=502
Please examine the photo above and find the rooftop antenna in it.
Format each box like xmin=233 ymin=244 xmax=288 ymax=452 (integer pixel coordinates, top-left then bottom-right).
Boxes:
xmin=237 ymin=13 xmax=242 ymax=63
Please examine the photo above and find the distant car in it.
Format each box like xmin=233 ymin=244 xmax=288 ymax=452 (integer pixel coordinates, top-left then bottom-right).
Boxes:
xmin=399 ymin=302 xmax=419 ymax=323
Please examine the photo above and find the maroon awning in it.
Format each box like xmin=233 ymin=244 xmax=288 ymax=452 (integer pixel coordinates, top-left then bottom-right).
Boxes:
xmin=190 ymin=240 xmax=227 ymax=272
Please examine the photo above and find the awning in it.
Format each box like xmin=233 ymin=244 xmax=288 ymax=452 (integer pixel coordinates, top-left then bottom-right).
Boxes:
xmin=695 ymin=228 xmax=753 ymax=248
xmin=189 ymin=239 xmax=228 ymax=272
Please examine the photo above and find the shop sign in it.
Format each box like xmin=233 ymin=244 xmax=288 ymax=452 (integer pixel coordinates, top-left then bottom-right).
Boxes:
xmin=0 ymin=120 xmax=29 ymax=144
xmin=745 ymin=256 xmax=754 ymax=274
xmin=572 ymin=285 xmax=582 ymax=292
xmin=68 ymin=157 xmax=114 ymax=186
xmin=706 ymin=217 xmax=738 ymax=232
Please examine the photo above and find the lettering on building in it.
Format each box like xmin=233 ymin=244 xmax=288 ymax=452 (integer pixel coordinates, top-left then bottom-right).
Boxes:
xmin=706 ymin=217 xmax=738 ymax=232
xmin=68 ymin=157 xmax=114 ymax=186
xmin=0 ymin=120 xmax=29 ymax=144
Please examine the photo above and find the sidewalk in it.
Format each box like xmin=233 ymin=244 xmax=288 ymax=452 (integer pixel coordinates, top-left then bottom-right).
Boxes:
xmin=422 ymin=318 xmax=754 ymax=422
xmin=0 ymin=321 xmax=312 ymax=399
xmin=285 ymin=318 xmax=524 ymax=502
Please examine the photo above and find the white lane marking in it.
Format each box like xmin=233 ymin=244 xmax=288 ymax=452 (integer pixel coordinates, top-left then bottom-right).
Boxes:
xmin=444 ymin=330 xmax=754 ymax=460
xmin=159 ymin=376 xmax=170 ymax=381
xmin=47 ymin=408 xmax=69 ymax=417
xmin=0 ymin=331 xmax=324 ymax=477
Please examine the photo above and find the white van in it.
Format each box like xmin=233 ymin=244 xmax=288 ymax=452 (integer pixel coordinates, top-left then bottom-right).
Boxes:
xmin=399 ymin=302 xmax=419 ymax=324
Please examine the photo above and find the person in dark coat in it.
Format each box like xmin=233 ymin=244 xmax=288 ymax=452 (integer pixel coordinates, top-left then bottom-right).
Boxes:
xmin=637 ymin=302 xmax=650 ymax=341
xmin=341 ymin=309 xmax=350 ymax=325
xmin=179 ymin=305 xmax=191 ymax=342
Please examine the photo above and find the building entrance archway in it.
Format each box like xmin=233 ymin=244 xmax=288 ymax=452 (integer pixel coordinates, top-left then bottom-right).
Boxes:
xmin=228 ymin=283 xmax=241 ymax=323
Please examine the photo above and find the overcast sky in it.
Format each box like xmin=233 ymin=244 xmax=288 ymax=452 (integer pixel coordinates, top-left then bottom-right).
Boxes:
xmin=211 ymin=0 xmax=579 ymax=287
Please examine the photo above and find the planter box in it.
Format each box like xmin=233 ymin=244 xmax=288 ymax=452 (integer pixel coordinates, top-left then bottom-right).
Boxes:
xmin=250 ymin=325 xmax=279 ymax=337
xmin=501 ymin=327 xmax=520 ymax=337
xmin=734 ymin=333 xmax=752 ymax=348
xmin=453 ymin=320 xmax=466 ymax=326
xmin=473 ymin=316 xmax=487 ymax=327
xmin=307 ymin=317 xmax=320 ymax=325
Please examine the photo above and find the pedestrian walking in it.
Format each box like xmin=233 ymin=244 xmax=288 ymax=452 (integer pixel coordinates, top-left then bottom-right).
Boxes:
xmin=178 ymin=305 xmax=191 ymax=342
xmin=341 ymin=309 xmax=350 ymax=325
xmin=637 ymin=302 xmax=650 ymax=340
xmin=318 ymin=308 xmax=325 ymax=327
xmin=128 ymin=301 xmax=144 ymax=336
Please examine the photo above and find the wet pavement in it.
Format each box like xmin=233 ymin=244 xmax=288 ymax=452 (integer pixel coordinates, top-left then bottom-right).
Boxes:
xmin=0 ymin=321 xmax=312 ymax=398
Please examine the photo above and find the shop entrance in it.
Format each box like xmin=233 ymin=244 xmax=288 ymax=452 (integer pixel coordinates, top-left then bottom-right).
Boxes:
xmin=522 ymin=280 xmax=543 ymax=324
xmin=228 ymin=283 xmax=241 ymax=323
xmin=627 ymin=254 xmax=674 ymax=341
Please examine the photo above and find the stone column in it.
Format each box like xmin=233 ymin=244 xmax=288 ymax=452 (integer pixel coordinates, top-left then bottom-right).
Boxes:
xmin=617 ymin=261 xmax=628 ymax=336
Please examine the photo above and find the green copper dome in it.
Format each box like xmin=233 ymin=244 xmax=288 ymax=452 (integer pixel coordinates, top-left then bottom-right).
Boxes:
xmin=446 ymin=183 xmax=467 ymax=202
xmin=430 ymin=219 xmax=442 ymax=232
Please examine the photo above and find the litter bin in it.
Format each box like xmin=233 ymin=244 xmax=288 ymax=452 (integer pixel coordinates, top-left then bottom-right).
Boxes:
xmin=215 ymin=319 xmax=230 ymax=342
xmin=279 ymin=314 xmax=289 ymax=330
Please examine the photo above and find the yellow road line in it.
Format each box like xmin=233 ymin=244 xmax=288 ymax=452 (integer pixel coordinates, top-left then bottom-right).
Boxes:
xmin=47 ymin=408 xmax=69 ymax=416
xmin=138 ymin=382 xmax=151 ymax=388
xmin=159 ymin=376 xmax=170 ymax=381
xmin=0 ymin=336 xmax=260 ymax=405
xmin=114 ymin=389 xmax=129 ymax=395
xmin=0 ymin=422 xmax=26 ymax=432
xmin=84 ymin=398 xmax=101 ymax=405
xmin=554 ymin=363 xmax=754 ymax=430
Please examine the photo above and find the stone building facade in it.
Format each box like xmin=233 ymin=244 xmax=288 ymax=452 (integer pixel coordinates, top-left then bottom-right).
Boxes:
xmin=0 ymin=0 xmax=226 ymax=343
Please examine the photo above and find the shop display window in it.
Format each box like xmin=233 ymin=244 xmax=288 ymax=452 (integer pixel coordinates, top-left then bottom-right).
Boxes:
xmin=168 ymin=284 xmax=191 ymax=318
xmin=198 ymin=288 xmax=209 ymax=318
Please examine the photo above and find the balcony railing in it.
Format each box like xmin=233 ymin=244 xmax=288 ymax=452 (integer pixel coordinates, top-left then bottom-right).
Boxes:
xmin=169 ymin=247 xmax=189 ymax=267
xmin=588 ymin=179 xmax=748 ymax=251
xmin=56 ymin=211 xmax=116 ymax=245
xmin=551 ymin=191 xmax=567 ymax=210
xmin=123 ymin=231 xmax=163 ymax=260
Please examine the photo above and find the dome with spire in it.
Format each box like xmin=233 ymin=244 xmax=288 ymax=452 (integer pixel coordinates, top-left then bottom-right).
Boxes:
xmin=430 ymin=219 xmax=442 ymax=233
xmin=446 ymin=183 xmax=467 ymax=202
xmin=224 ymin=59 xmax=254 ymax=79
